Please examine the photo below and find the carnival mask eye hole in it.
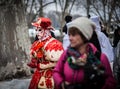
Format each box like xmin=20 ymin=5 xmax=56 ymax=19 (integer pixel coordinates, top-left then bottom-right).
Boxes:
xmin=36 ymin=28 xmax=42 ymax=32
xmin=38 ymin=29 xmax=42 ymax=31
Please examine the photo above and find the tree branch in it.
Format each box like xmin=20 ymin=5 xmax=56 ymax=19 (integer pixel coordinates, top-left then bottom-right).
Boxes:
xmin=69 ymin=0 xmax=76 ymax=14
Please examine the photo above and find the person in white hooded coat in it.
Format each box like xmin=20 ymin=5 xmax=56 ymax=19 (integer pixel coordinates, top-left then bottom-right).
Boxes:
xmin=62 ymin=15 xmax=72 ymax=50
xmin=90 ymin=16 xmax=114 ymax=62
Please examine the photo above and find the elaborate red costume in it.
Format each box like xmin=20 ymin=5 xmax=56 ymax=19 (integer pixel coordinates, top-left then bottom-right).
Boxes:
xmin=27 ymin=17 xmax=64 ymax=89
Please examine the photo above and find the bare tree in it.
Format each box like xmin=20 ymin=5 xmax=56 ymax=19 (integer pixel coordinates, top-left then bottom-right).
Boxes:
xmin=25 ymin=0 xmax=55 ymax=28
xmin=54 ymin=0 xmax=77 ymax=30
xmin=75 ymin=0 xmax=91 ymax=17
xmin=112 ymin=0 xmax=120 ymax=24
xmin=0 ymin=0 xmax=31 ymax=80
xmin=47 ymin=11 xmax=61 ymax=28
xmin=74 ymin=0 xmax=119 ymax=32
xmin=89 ymin=0 xmax=119 ymax=32
xmin=86 ymin=0 xmax=91 ymax=17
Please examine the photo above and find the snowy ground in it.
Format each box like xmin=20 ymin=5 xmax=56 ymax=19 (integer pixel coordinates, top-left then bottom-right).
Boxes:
xmin=0 ymin=63 xmax=113 ymax=89
xmin=0 ymin=78 xmax=31 ymax=89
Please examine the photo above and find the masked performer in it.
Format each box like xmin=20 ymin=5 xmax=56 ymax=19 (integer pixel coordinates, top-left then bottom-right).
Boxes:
xmin=27 ymin=17 xmax=64 ymax=89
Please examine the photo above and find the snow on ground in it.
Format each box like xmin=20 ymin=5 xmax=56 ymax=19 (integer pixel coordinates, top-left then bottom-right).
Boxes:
xmin=0 ymin=78 xmax=31 ymax=89
xmin=0 ymin=63 xmax=113 ymax=89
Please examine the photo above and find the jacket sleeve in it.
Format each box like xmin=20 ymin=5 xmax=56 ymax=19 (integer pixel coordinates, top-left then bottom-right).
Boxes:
xmin=53 ymin=50 xmax=67 ymax=89
xmin=101 ymin=53 xmax=116 ymax=89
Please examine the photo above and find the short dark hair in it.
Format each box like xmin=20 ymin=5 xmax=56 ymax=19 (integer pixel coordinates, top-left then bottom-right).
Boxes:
xmin=65 ymin=15 xmax=72 ymax=23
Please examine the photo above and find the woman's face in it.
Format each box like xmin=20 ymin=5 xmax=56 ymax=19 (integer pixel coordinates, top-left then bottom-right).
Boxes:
xmin=36 ymin=27 xmax=44 ymax=40
xmin=69 ymin=33 xmax=84 ymax=48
